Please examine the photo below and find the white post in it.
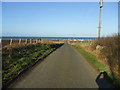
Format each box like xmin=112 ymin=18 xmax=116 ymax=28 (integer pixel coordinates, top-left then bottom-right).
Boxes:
xmin=30 ymin=39 xmax=32 ymax=44
xmin=10 ymin=39 xmax=13 ymax=45
xmin=0 ymin=39 xmax=1 ymax=44
xmin=25 ymin=39 xmax=27 ymax=44
xmin=19 ymin=39 xmax=21 ymax=44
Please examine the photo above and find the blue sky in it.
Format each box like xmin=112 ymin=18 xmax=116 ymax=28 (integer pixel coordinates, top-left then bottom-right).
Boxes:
xmin=2 ymin=2 xmax=118 ymax=37
xmin=0 ymin=2 xmax=2 ymax=36
xmin=118 ymin=2 xmax=120 ymax=33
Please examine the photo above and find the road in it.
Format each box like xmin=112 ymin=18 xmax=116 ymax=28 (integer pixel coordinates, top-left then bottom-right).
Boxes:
xmin=9 ymin=44 xmax=112 ymax=88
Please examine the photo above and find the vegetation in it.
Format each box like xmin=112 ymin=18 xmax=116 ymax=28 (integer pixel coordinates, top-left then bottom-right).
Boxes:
xmin=73 ymin=34 xmax=120 ymax=87
xmin=2 ymin=43 xmax=63 ymax=87
xmin=73 ymin=45 xmax=109 ymax=72
xmin=92 ymin=34 xmax=120 ymax=87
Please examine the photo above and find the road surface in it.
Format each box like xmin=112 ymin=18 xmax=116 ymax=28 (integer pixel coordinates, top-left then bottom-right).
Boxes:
xmin=9 ymin=44 xmax=112 ymax=88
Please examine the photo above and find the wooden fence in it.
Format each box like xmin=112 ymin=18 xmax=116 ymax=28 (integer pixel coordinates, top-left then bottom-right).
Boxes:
xmin=2 ymin=39 xmax=41 ymax=47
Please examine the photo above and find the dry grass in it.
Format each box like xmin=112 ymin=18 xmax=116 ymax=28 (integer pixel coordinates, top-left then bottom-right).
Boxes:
xmin=91 ymin=34 xmax=120 ymax=86
xmin=75 ymin=34 xmax=120 ymax=86
xmin=2 ymin=39 xmax=64 ymax=48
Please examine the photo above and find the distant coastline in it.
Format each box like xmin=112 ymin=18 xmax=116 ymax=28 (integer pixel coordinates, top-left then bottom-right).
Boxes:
xmin=1 ymin=36 xmax=98 ymax=39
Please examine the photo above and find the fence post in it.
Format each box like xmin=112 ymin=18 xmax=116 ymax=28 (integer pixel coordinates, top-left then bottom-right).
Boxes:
xmin=39 ymin=39 xmax=41 ymax=43
xmin=30 ymin=39 xmax=32 ymax=44
xmin=33 ymin=39 xmax=35 ymax=43
xmin=10 ymin=39 xmax=13 ymax=45
xmin=19 ymin=39 xmax=21 ymax=44
xmin=36 ymin=39 xmax=37 ymax=43
xmin=25 ymin=39 xmax=27 ymax=44
xmin=0 ymin=39 xmax=1 ymax=44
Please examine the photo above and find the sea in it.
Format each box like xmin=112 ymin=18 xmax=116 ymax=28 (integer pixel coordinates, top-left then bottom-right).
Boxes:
xmin=1 ymin=36 xmax=98 ymax=39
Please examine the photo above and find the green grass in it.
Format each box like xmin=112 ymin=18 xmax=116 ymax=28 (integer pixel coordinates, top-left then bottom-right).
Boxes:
xmin=73 ymin=45 xmax=109 ymax=72
xmin=73 ymin=45 xmax=120 ymax=87
xmin=2 ymin=43 xmax=63 ymax=86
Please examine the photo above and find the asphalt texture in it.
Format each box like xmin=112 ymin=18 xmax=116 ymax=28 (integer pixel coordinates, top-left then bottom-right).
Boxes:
xmin=9 ymin=43 xmax=112 ymax=88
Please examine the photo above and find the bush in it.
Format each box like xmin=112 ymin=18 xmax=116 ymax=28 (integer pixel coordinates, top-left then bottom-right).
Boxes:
xmin=93 ymin=34 xmax=120 ymax=86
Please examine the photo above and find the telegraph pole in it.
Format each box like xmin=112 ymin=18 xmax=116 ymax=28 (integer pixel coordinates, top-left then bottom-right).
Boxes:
xmin=98 ymin=0 xmax=103 ymax=39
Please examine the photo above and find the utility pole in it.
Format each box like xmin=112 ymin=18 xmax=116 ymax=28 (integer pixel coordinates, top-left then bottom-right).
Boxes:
xmin=98 ymin=0 xmax=103 ymax=39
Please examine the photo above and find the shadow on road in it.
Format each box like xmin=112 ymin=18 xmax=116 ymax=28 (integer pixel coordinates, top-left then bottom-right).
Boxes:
xmin=96 ymin=71 xmax=113 ymax=89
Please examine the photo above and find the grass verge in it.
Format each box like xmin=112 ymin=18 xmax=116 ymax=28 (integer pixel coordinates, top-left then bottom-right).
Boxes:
xmin=2 ymin=43 xmax=63 ymax=88
xmin=72 ymin=45 xmax=109 ymax=72
xmin=72 ymin=45 xmax=118 ymax=87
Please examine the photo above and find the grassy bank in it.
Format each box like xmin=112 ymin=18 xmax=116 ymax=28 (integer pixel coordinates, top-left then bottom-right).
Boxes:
xmin=91 ymin=35 xmax=120 ymax=87
xmin=72 ymin=45 xmax=118 ymax=87
xmin=2 ymin=43 xmax=63 ymax=87
xmin=73 ymin=45 xmax=109 ymax=72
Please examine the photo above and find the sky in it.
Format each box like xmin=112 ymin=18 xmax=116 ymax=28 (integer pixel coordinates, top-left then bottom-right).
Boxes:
xmin=2 ymin=0 xmax=120 ymax=2
xmin=2 ymin=2 xmax=118 ymax=37
xmin=118 ymin=2 xmax=120 ymax=34
xmin=0 ymin=2 xmax=2 ymax=36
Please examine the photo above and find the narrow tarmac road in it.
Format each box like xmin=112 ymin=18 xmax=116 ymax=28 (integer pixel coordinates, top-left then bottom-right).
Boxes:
xmin=9 ymin=44 xmax=111 ymax=88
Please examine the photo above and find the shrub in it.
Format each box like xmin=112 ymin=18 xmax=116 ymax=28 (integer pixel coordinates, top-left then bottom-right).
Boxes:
xmin=93 ymin=34 xmax=120 ymax=86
